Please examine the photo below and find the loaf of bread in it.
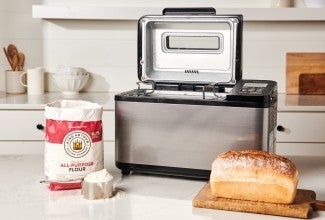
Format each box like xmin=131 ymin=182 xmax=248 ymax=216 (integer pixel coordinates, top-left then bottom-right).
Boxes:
xmin=210 ymin=150 xmax=299 ymax=204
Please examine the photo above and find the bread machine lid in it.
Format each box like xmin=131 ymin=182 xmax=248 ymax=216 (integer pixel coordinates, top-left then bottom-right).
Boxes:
xmin=138 ymin=8 xmax=243 ymax=87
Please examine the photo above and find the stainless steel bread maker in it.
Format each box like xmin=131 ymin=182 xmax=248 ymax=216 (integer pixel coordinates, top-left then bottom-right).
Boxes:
xmin=115 ymin=8 xmax=277 ymax=179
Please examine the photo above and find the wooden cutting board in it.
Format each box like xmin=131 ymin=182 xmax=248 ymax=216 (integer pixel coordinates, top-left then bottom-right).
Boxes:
xmin=286 ymin=53 xmax=325 ymax=95
xmin=299 ymin=73 xmax=325 ymax=95
xmin=193 ymin=183 xmax=325 ymax=219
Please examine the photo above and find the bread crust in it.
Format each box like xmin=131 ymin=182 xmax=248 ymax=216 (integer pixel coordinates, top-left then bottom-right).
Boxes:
xmin=210 ymin=150 xmax=299 ymax=204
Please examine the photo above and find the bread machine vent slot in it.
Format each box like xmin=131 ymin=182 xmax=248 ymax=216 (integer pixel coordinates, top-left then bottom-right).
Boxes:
xmin=184 ymin=69 xmax=199 ymax=74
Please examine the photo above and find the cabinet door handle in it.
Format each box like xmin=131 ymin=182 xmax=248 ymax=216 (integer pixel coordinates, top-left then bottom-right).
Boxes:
xmin=277 ymin=125 xmax=285 ymax=132
xmin=36 ymin=124 xmax=44 ymax=131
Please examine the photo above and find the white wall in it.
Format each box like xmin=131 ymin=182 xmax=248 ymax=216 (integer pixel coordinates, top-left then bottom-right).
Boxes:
xmin=0 ymin=0 xmax=43 ymax=89
xmin=1 ymin=0 xmax=325 ymax=93
xmin=243 ymin=21 xmax=325 ymax=92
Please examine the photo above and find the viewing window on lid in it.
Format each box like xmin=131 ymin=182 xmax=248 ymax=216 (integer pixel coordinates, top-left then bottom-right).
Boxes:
xmin=163 ymin=33 xmax=223 ymax=53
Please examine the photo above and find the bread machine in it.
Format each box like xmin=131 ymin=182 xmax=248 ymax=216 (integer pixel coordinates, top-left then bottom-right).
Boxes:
xmin=115 ymin=8 xmax=278 ymax=179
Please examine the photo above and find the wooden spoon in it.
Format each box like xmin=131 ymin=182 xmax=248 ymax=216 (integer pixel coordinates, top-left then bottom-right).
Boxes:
xmin=7 ymin=44 xmax=18 ymax=59
xmin=17 ymin=52 xmax=25 ymax=71
xmin=3 ymin=47 xmax=13 ymax=70
xmin=11 ymin=53 xmax=19 ymax=71
xmin=7 ymin=44 xmax=19 ymax=71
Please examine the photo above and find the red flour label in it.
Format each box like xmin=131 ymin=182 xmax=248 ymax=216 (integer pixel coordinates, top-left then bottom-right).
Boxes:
xmin=46 ymin=119 xmax=102 ymax=144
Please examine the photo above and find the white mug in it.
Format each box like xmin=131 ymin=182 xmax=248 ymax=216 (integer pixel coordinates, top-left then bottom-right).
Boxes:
xmin=5 ymin=70 xmax=26 ymax=94
xmin=20 ymin=67 xmax=45 ymax=95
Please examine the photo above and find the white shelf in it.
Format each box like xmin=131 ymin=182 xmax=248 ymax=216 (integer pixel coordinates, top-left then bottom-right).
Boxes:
xmin=32 ymin=5 xmax=325 ymax=21
xmin=32 ymin=5 xmax=162 ymax=21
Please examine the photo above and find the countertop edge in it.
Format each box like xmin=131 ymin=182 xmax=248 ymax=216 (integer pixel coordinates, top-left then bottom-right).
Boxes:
xmin=0 ymin=92 xmax=324 ymax=112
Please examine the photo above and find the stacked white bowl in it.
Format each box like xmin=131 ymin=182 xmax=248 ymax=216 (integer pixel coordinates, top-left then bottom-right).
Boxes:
xmin=53 ymin=67 xmax=89 ymax=96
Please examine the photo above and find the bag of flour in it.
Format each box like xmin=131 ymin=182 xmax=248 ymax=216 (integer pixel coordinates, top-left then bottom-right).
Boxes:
xmin=44 ymin=100 xmax=103 ymax=190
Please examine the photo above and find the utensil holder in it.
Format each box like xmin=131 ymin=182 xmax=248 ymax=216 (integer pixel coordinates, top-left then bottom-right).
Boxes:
xmin=5 ymin=70 xmax=26 ymax=94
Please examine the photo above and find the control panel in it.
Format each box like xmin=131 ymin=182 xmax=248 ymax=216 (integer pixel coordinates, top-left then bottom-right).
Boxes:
xmin=226 ymin=79 xmax=277 ymax=104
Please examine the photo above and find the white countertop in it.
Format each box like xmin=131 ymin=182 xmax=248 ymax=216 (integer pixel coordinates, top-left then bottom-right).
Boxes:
xmin=0 ymin=151 xmax=325 ymax=219
xmin=0 ymin=91 xmax=325 ymax=112
xmin=278 ymin=94 xmax=325 ymax=112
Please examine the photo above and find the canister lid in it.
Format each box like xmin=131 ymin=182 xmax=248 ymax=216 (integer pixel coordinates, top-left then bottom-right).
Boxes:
xmin=138 ymin=8 xmax=243 ymax=87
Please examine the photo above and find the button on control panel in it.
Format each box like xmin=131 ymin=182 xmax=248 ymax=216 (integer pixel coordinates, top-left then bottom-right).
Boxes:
xmin=239 ymin=83 xmax=268 ymax=95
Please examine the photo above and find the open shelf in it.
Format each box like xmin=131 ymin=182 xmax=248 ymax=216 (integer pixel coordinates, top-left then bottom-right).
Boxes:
xmin=32 ymin=5 xmax=325 ymax=21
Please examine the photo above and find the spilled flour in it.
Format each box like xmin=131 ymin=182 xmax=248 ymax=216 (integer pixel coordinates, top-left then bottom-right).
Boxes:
xmin=109 ymin=188 xmax=126 ymax=200
xmin=82 ymin=188 xmax=126 ymax=202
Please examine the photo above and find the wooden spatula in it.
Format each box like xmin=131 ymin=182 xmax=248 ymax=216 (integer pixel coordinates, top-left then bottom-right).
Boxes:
xmin=17 ymin=52 xmax=25 ymax=71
